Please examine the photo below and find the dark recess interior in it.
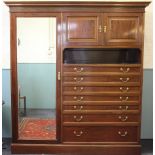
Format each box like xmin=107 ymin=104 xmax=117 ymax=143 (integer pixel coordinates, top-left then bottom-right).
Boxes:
xmin=63 ymin=48 xmax=141 ymax=64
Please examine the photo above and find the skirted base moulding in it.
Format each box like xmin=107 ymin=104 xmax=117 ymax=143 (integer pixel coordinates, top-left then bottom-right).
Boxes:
xmin=12 ymin=143 xmax=141 ymax=155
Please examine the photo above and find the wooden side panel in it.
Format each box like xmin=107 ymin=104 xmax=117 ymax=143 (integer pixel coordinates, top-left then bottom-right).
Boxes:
xmin=104 ymin=13 xmax=143 ymax=46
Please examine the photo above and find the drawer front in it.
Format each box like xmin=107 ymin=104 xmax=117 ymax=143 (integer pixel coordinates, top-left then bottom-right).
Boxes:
xmin=63 ymin=126 xmax=138 ymax=142
xmin=63 ymin=65 xmax=140 ymax=73
xmin=63 ymin=86 xmax=140 ymax=93
xmin=63 ymin=105 xmax=139 ymax=111
xmin=63 ymin=96 xmax=139 ymax=102
xmin=63 ymin=76 xmax=140 ymax=83
xmin=63 ymin=114 xmax=139 ymax=122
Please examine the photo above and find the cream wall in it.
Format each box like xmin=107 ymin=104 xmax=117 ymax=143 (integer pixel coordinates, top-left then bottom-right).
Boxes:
xmin=144 ymin=2 xmax=153 ymax=68
xmin=17 ymin=18 xmax=56 ymax=63
xmin=2 ymin=0 xmax=153 ymax=69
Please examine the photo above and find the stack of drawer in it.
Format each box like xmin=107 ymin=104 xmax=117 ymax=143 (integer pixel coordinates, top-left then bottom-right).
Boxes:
xmin=62 ymin=64 xmax=141 ymax=143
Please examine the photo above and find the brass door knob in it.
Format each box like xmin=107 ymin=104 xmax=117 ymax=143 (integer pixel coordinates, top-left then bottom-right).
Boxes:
xmin=103 ymin=26 xmax=107 ymax=33
xmin=99 ymin=25 xmax=102 ymax=32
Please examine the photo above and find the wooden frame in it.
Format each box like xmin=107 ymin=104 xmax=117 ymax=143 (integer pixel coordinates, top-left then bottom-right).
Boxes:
xmin=10 ymin=12 xmax=62 ymax=144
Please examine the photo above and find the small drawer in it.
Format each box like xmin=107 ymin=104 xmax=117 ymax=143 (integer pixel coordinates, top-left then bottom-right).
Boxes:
xmin=63 ymin=126 xmax=139 ymax=142
xmin=63 ymin=95 xmax=139 ymax=102
xmin=63 ymin=114 xmax=139 ymax=122
xmin=63 ymin=65 xmax=140 ymax=73
xmin=63 ymin=86 xmax=140 ymax=93
xmin=63 ymin=76 xmax=140 ymax=83
xmin=63 ymin=105 xmax=139 ymax=111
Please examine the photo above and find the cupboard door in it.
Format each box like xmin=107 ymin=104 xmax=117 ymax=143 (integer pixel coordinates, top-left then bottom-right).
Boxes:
xmin=104 ymin=13 xmax=143 ymax=46
xmin=62 ymin=13 xmax=102 ymax=46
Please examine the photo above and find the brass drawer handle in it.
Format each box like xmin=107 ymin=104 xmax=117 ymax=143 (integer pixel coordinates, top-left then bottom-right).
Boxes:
xmin=118 ymin=116 xmax=128 ymax=122
xmin=120 ymin=96 xmax=129 ymax=102
xmin=74 ymin=67 xmax=84 ymax=73
xmin=120 ymin=78 xmax=130 ymax=82
xmin=118 ymin=131 xmax=128 ymax=137
xmin=73 ymin=77 xmax=84 ymax=82
xmin=74 ymin=87 xmax=77 ymax=90
xmin=73 ymin=87 xmax=84 ymax=92
xmin=73 ymin=131 xmax=83 ymax=137
xmin=74 ymin=115 xmax=83 ymax=121
xmin=120 ymin=87 xmax=129 ymax=92
xmin=80 ymin=87 xmax=84 ymax=91
xmin=119 ymin=106 xmax=129 ymax=110
xmin=74 ymin=106 xmax=83 ymax=110
xmin=73 ymin=96 xmax=84 ymax=102
xmin=120 ymin=68 xmax=130 ymax=73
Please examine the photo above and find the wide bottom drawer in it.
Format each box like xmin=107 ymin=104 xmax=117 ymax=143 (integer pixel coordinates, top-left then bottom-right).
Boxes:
xmin=63 ymin=126 xmax=139 ymax=142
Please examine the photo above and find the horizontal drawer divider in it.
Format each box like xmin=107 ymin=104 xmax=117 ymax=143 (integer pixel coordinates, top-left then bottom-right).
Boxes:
xmin=63 ymin=82 xmax=140 ymax=86
xmin=63 ymin=110 xmax=139 ymax=114
xmin=63 ymin=122 xmax=140 ymax=126
xmin=63 ymin=92 xmax=140 ymax=96
xmin=63 ymin=64 xmax=141 ymax=67
xmin=63 ymin=72 xmax=141 ymax=76
xmin=63 ymin=101 xmax=139 ymax=105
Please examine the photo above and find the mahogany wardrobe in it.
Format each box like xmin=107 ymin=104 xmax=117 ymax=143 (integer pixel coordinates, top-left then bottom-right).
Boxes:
xmin=5 ymin=1 xmax=150 ymax=154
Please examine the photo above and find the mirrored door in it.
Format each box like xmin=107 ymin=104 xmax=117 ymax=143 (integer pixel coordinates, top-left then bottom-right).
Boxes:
xmin=17 ymin=17 xmax=57 ymax=140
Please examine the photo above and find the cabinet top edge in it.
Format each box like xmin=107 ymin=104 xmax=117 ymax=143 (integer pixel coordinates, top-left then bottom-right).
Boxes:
xmin=4 ymin=1 xmax=151 ymax=8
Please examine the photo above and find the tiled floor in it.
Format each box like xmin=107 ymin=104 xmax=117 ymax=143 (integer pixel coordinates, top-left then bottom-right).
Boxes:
xmin=2 ymin=139 xmax=153 ymax=155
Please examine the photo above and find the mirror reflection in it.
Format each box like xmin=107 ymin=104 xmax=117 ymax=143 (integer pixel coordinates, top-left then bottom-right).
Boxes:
xmin=17 ymin=17 xmax=57 ymax=140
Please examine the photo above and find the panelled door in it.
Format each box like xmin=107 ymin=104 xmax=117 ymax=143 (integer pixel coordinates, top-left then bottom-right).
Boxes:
xmin=62 ymin=13 xmax=102 ymax=46
xmin=104 ymin=13 xmax=143 ymax=46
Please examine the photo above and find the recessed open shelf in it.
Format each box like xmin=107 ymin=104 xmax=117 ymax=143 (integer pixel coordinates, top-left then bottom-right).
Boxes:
xmin=63 ymin=48 xmax=141 ymax=64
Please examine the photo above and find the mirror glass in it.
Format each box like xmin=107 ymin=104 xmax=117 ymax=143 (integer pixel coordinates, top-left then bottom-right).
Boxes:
xmin=17 ymin=17 xmax=57 ymax=140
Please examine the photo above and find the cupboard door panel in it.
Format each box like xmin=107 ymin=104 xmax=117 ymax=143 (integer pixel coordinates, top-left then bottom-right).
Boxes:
xmin=63 ymin=13 xmax=102 ymax=46
xmin=104 ymin=13 xmax=143 ymax=46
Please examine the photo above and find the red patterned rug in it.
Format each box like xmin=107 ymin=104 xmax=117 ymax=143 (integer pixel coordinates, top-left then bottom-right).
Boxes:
xmin=19 ymin=118 xmax=56 ymax=140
